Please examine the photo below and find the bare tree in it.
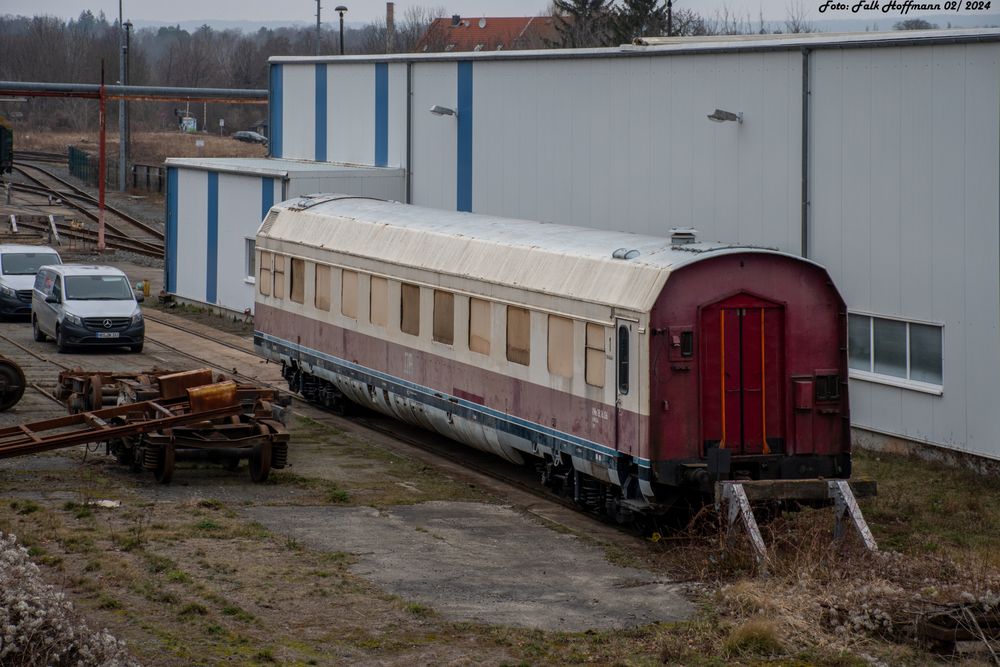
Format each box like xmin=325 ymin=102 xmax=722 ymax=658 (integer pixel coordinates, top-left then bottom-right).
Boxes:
xmin=784 ymin=0 xmax=816 ymax=34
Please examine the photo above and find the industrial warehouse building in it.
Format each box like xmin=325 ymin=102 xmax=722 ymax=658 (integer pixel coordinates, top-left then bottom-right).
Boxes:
xmin=166 ymin=28 xmax=1000 ymax=463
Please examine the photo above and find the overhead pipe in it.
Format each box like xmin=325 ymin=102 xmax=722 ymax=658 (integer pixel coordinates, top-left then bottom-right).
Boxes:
xmin=0 ymin=81 xmax=267 ymax=101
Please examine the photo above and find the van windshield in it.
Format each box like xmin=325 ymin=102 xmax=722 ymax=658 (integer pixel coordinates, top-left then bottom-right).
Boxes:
xmin=64 ymin=275 xmax=133 ymax=301
xmin=2 ymin=253 xmax=60 ymax=275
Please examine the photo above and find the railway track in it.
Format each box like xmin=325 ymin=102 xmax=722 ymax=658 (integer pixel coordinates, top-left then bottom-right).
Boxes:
xmin=12 ymin=150 xmax=65 ymax=164
xmin=7 ymin=160 xmax=165 ymax=258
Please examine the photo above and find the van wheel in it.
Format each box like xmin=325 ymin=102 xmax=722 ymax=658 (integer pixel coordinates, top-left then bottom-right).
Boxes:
xmin=55 ymin=326 xmax=69 ymax=353
xmin=32 ymin=317 xmax=46 ymax=342
xmin=129 ymin=342 xmax=143 ymax=354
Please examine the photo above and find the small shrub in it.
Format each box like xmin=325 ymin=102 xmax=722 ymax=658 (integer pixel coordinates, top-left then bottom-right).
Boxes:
xmin=178 ymin=602 xmax=208 ymax=618
xmin=405 ymin=602 xmax=431 ymax=616
xmin=723 ymin=619 xmax=784 ymax=658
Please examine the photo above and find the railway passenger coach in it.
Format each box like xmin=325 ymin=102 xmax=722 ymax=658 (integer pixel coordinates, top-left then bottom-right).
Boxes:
xmin=254 ymin=195 xmax=851 ymax=518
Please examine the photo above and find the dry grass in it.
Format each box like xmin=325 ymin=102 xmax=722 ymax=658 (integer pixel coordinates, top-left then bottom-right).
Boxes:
xmin=17 ymin=130 xmax=266 ymax=164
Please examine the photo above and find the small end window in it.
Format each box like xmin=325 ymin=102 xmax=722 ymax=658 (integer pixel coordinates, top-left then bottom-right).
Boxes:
xmin=617 ymin=324 xmax=629 ymax=395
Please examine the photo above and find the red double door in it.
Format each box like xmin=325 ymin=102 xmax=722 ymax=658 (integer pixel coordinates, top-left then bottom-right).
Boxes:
xmin=700 ymin=293 xmax=784 ymax=456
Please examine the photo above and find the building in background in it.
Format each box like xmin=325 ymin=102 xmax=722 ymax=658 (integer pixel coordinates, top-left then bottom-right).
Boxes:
xmin=415 ymin=15 xmax=561 ymax=52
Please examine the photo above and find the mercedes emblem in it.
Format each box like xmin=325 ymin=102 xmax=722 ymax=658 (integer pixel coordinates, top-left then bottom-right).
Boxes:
xmin=103 ymin=319 xmax=112 ymax=329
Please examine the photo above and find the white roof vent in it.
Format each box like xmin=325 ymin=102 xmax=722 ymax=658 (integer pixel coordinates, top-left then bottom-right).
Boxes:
xmin=612 ymin=248 xmax=640 ymax=260
xmin=670 ymin=228 xmax=697 ymax=246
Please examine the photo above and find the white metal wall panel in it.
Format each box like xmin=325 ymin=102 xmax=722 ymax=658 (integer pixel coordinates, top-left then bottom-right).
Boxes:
xmin=410 ymin=63 xmax=458 ymax=210
xmin=175 ymin=169 xmax=208 ymax=302
xmin=281 ymin=65 xmax=316 ymax=161
xmin=469 ymin=52 xmax=802 ymax=250
xmin=387 ymin=63 xmax=408 ymax=169
xmin=216 ymin=174 xmax=260 ymax=313
xmin=328 ymin=63 xmax=375 ymax=165
xmin=285 ymin=171 xmax=404 ymax=200
xmin=810 ymin=44 xmax=1000 ymax=458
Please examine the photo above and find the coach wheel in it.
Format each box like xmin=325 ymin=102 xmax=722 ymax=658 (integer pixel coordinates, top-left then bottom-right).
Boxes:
xmin=249 ymin=437 xmax=272 ymax=484
xmin=154 ymin=444 xmax=175 ymax=484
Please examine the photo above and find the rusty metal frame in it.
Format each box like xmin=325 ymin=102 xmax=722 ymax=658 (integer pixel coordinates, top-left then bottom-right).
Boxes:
xmin=0 ymin=396 xmax=242 ymax=459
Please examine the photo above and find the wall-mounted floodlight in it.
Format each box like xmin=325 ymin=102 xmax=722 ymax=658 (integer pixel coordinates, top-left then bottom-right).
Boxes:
xmin=707 ymin=109 xmax=743 ymax=124
xmin=429 ymin=105 xmax=457 ymax=117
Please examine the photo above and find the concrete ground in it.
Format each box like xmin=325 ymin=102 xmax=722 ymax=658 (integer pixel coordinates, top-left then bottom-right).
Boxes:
xmin=250 ymin=501 xmax=693 ymax=632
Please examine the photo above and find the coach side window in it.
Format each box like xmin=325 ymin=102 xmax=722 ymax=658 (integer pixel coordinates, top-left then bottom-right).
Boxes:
xmin=289 ymin=258 xmax=305 ymax=304
xmin=370 ymin=276 xmax=388 ymax=327
xmin=506 ymin=306 xmax=530 ymax=366
xmin=433 ymin=290 xmax=454 ymax=345
xmin=400 ymin=283 xmax=420 ymax=336
xmin=469 ymin=298 xmax=491 ymax=355
xmin=272 ymin=255 xmax=286 ymax=299
xmin=617 ymin=324 xmax=629 ymax=395
xmin=547 ymin=315 xmax=573 ymax=378
xmin=314 ymin=264 xmax=331 ymax=311
xmin=585 ymin=323 xmax=606 ymax=388
xmin=258 ymin=251 xmax=272 ymax=296
xmin=341 ymin=270 xmax=358 ymax=319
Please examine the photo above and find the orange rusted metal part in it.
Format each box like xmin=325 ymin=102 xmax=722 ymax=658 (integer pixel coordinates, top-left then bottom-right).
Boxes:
xmin=158 ymin=369 xmax=215 ymax=400
xmin=187 ymin=380 xmax=239 ymax=413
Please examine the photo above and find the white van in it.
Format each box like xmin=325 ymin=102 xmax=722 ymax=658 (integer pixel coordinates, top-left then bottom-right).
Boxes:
xmin=32 ymin=265 xmax=144 ymax=353
xmin=0 ymin=245 xmax=61 ymax=317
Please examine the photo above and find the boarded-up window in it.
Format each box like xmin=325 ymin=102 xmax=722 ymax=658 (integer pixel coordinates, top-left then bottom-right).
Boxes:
xmin=506 ymin=306 xmax=530 ymax=366
xmin=341 ymin=270 xmax=358 ymax=319
xmin=400 ymin=283 xmax=420 ymax=336
xmin=548 ymin=315 xmax=573 ymax=378
xmin=433 ymin=291 xmax=454 ymax=345
xmin=585 ymin=323 xmax=606 ymax=388
xmin=272 ymin=255 xmax=286 ymax=299
xmin=289 ymin=258 xmax=305 ymax=304
xmin=258 ymin=251 xmax=272 ymax=296
xmin=469 ymin=298 xmax=491 ymax=355
xmin=314 ymin=264 xmax=331 ymax=311
xmin=370 ymin=276 xmax=388 ymax=327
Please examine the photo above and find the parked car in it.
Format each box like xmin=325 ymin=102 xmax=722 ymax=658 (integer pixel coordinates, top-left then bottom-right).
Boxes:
xmin=0 ymin=245 xmax=61 ymax=317
xmin=232 ymin=130 xmax=268 ymax=145
xmin=31 ymin=265 xmax=144 ymax=353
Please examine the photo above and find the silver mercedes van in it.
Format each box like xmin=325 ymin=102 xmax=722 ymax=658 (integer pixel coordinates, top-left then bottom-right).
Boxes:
xmin=32 ymin=265 xmax=144 ymax=353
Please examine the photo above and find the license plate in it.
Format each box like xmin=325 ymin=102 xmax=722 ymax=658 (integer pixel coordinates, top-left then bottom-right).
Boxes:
xmin=96 ymin=332 xmax=119 ymax=339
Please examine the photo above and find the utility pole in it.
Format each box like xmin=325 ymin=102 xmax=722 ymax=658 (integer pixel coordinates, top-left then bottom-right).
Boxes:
xmin=667 ymin=0 xmax=673 ymax=37
xmin=315 ymin=0 xmax=322 ymax=55
xmin=117 ymin=0 xmax=126 ymax=192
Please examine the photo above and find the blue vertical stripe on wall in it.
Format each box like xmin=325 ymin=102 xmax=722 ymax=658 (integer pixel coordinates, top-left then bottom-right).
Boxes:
xmin=166 ymin=167 xmax=178 ymax=293
xmin=269 ymin=64 xmax=283 ymax=158
xmin=374 ymin=63 xmax=389 ymax=167
xmin=261 ymin=177 xmax=274 ymax=220
xmin=315 ymin=64 xmax=327 ymax=162
xmin=456 ymin=61 xmax=473 ymax=212
xmin=206 ymin=172 xmax=219 ymax=304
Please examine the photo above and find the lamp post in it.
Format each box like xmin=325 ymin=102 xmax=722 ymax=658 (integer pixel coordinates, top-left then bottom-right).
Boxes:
xmin=117 ymin=0 xmax=125 ymax=192
xmin=336 ymin=5 xmax=348 ymax=55
xmin=315 ymin=0 xmax=321 ymax=55
xmin=123 ymin=20 xmax=132 ymax=191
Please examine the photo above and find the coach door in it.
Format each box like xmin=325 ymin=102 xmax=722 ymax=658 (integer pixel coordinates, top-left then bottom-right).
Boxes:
xmin=700 ymin=294 xmax=784 ymax=456
xmin=615 ymin=318 xmax=639 ymax=456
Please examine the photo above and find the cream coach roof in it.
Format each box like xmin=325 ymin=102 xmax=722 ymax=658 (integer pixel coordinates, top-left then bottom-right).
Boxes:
xmin=257 ymin=195 xmax=786 ymax=313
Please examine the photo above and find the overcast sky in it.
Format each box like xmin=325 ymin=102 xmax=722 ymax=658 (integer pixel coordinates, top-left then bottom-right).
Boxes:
xmin=6 ymin=0 xmax=802 ymax=25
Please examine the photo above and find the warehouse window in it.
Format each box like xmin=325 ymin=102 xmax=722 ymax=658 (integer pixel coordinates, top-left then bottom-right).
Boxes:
xmin=400 ymin=283 xmax=421 ymax=336
xmin=433 ymin=290 xmax=454 ymax=345
xmin=370 ymin=276 xmax=388 ymax=327
xmin=849 ymin=314 xmax=943 ymax=388
xmin=258 ymin=251 xmax=272 ymax=296
xmin=314 ymin=264 xmax=331 ymax=311
xmin=289 ymin=258 xmax=305 ymax=304
xmin=272 ymin=255 xmax=286 ymax=299
xmin=341 ymin=270 xmax=358 ymax=319
xmin=469 ymin=298 xmax=491 ymax=355
xmin=585 ymin=323 xmax=606 ymax=388
xmin=245 ymin=239 xmax=256 ymax=280
xmin=506 ymin=306 xmax=530 ymax=366
xmin=547 ymin=315 xmax=573 ymax=378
